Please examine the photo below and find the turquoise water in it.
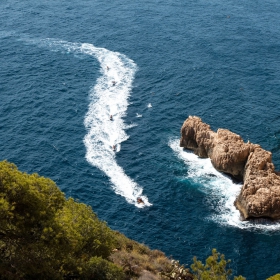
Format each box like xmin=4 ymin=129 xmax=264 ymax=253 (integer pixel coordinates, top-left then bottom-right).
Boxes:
xmin=1 ymin=0 xmax=280 ymax=278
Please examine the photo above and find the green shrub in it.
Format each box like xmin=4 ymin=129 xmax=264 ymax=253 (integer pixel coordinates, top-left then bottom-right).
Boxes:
xmin=191 ymin=249 xmax=245 ymax=280
xmin=79 ymin=256 xmax=125 ymax=280
xmin=161 ymin=259 xmax=193 ymax=280
xmin=0 ymin=161 xmax=118 ymax=279
xmin=0 ymin=161 xmax=66 ymax=278
xmin=56 ymin=198 xmax=115 ymax=259
xmin=267 ymin=274 xmax=280 ymax=280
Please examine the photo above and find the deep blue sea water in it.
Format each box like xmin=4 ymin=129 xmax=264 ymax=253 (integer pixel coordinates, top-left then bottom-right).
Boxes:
xmin=1 ymin=0 xmax=280 ymax=278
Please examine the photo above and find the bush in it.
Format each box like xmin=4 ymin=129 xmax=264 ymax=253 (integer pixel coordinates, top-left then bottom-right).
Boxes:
xmin=79 ymin=256 xmax=125 ymax=280
xmin=191 ymin=249 xmax=245 ymax=280
xmin=0 ymin=161 xmax=66 ymax=279
xmin=0 ymin=161 xmax=118 ymax=279
xmin=267 ymin=274 xmax=280 ymax=280
xmin=161 ymin=259 xmax=193 ymax=280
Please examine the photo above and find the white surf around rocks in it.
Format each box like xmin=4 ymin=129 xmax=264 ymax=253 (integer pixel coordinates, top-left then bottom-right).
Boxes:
xmin=27 ymin=37 xmax=151 ymax=207
xmin=169 ymin=138 xmax=280 ymax=231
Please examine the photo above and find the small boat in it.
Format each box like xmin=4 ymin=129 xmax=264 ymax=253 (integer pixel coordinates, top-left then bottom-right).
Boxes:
xmin=137 ymin=197 xmax=144 ymax=204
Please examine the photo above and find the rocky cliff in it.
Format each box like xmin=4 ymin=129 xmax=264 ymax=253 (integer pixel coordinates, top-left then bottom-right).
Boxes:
xmin=180 ymin=116 xmax=280 ymax=220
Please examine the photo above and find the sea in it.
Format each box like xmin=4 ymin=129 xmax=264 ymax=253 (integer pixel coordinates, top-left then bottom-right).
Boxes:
xmin=1 ymin=0 xmax=280 ymax=278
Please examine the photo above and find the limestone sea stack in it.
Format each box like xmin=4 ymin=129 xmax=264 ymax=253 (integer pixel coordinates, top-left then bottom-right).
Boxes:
xmin=180 ymin=116 xmax=280 ymax=220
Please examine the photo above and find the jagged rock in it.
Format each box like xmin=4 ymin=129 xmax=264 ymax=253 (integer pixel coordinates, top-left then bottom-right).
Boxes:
xmin=180 ymin=116 xmax=280 ymax=220
xmin=236 ymin=147 xmax=280 ymax=219
xmin=180 ymin=116 xmax=214 ymax=158
xmin=180 ymin=116 xmax=252 ymax=179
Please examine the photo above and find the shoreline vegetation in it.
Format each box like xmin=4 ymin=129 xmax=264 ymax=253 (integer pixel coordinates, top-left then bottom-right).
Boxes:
xmin=0 ymin=160 xmax=278 ymax=279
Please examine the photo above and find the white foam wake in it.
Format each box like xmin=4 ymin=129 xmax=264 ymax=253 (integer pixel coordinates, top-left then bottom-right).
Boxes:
xmin=27 ymin=37 xmax=151 ymax=207
xmin=169 ymin=138 xmax=280 ymax=231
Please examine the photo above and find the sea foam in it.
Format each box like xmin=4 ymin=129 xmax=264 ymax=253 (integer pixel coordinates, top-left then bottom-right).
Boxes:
xmin=169 ymin=138 xmax=280 ymax=231
xmin=25 ymin=37 xmax=151 ymax=207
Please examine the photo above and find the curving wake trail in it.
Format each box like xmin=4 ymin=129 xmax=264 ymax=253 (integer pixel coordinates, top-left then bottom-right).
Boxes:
xmin=24 ymin=37 xmax=151 ymax=207
xmin=80 ymin=43 xmax=151 ymax=207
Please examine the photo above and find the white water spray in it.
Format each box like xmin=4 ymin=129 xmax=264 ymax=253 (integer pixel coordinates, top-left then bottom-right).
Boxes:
xmin=169 ymin=138 xmax=280 ymax=231
xmin=28 ymin=38 xmax=151 ymax=207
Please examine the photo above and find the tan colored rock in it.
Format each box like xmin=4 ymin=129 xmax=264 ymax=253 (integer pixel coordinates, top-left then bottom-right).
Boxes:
xmin=180 ymin=116 xmax=251 ymax=178
xmin=236 ymin=147 xmax=280 ymax=219
xmin=180 ymin=116 xmax=280 ymax=220
xmin=180 ymin=116 xmax=213 ymax=157
xmin=211 ymin=129 xmax=252 ymax=179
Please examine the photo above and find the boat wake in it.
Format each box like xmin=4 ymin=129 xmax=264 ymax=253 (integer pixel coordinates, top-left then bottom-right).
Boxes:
xmin=23 ymin=36 xmax=151 ymax=207
xmin=169 ymin=138 xmax=280 ymax=231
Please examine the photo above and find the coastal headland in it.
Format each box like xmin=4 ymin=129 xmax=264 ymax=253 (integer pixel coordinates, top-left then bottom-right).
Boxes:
xmin=180 ymin=116 xmax=280 ymax=220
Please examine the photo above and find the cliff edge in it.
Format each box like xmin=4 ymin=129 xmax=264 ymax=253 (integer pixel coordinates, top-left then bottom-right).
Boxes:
xmin=180 ymin=116 xmax=280 ymax=220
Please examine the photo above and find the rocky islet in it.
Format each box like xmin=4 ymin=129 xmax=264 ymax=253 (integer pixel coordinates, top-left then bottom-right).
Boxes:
xmin=180 ymin=116 xmax=280 ymax=220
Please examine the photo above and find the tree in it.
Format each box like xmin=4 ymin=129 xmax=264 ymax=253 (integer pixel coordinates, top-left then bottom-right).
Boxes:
xmin=267 ymin=274 xmax=280 ymax=280
xmin=79 ymin=256 xmax=125 ymax=280
xmin=55 ymin=198 xmax=117 ymax=277
xmin=191 ymin=249 xmax=245 ymax=280
xmin=0 ymin=161 xmax=122 ymax=279
xmin=0 ymin=161 xmax=66 ymax=279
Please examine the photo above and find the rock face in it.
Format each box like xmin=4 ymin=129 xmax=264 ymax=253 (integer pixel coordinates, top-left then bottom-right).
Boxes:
xmin=180 ymin=116 xmax=280 ymax=220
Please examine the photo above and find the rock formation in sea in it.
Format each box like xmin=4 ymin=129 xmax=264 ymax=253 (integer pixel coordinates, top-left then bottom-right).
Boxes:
xmin=180 ymin=116 xmax=280 ymax=220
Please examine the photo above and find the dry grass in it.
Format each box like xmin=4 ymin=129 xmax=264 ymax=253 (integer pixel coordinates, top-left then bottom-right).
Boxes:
xmin=110 ymin=231 xmax=193 ymax=280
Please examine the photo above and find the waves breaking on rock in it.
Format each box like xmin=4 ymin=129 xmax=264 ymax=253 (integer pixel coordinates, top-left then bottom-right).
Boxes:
xmin=169 ymin=138 xmax=280 ymax=231
xmin=180 ymin=116 xmax=280 ymax=220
